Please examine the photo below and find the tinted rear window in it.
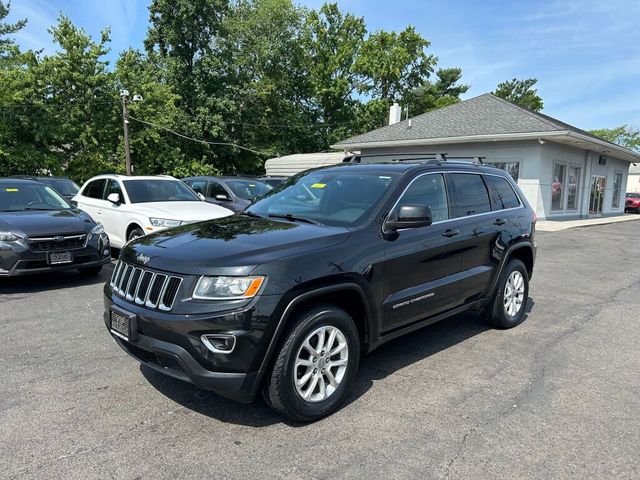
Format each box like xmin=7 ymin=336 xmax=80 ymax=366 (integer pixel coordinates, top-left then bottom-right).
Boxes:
xmin=449 ymin=173 xmax=491 ymax=217
xmin=484 ymin=175 xmax=520 ymax=210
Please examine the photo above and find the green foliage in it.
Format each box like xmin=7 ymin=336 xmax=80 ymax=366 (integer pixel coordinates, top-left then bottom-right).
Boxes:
xmin=0 ymin=0 xmax=472 ymax=179
xmin=589 ymin=125 xmax=640 ymax=152
xmin=493 ymin=78 xmax=543 ymax=111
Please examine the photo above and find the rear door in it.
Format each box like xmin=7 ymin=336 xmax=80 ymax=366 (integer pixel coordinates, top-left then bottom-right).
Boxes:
xmin=382 ymin=172 xmax=465 ymax=331
xmin=76 ymin=179 xmax=107 ymax=221
xmin=447 ymin=172 xmax=502 ymax=303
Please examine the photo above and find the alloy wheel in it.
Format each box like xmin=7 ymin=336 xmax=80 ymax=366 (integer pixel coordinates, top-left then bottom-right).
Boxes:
xmin=503 ymin=270 xmax=525 ymax=316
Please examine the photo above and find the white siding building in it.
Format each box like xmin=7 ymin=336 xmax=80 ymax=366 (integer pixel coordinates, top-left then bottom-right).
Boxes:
xmin=332 ymin=94 xmax=640 ymax=220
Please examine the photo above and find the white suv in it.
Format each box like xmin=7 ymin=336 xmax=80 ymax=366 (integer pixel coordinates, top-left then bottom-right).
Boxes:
xmin=73 ymin=175 xmax=233 ymax=248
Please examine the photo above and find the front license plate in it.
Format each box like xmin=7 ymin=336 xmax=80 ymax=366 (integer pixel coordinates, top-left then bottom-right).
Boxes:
xmin=110 ymin=309 xmax=131 ymax=341
xmin=48 ymin=251 xmax=73 ymax=265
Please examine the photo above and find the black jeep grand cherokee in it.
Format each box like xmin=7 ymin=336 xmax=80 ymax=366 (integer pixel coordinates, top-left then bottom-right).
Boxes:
xmin=105 ymin=160 xmax=536 ymax=421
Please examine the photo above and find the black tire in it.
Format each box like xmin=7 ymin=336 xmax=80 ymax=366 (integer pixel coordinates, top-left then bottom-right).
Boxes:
xmin=482 ymin=259 xmax=529 ymax=329
xmin=262 ymin=304 xmax=360 ymax=422
xmin=127 ymin=227 xmax=144 ymax=242
xmin=78 ymin=265 xmax=102 ymax=275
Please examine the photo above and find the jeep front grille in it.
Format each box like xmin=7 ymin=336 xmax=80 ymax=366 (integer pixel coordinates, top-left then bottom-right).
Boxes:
xmin=110 ymin=260 xmax=183 ymax=311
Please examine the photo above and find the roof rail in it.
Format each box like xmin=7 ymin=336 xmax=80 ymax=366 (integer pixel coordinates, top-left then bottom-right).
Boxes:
xmin=351 ymin=153 xmax=486 ymax=165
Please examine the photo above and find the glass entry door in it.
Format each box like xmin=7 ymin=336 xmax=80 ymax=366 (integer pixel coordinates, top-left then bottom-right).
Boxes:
xmin=589 ymin=176 xmax=606 ymax=215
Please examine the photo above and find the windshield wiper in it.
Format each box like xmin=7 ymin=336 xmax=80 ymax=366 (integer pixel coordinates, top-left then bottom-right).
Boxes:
xmin=267 ymin=213 xmax=322 ymax=225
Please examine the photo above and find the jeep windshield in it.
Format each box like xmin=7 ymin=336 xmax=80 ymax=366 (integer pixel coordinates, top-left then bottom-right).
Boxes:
xmin=124 ymin=179 xmax=200 ymax=203
xmin=245 ymin=170 xmax=399 ymax=227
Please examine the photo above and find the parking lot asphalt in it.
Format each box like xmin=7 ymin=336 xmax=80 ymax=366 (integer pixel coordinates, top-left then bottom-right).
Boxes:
xmin=1 ymin=222 xmax=639 ymax=479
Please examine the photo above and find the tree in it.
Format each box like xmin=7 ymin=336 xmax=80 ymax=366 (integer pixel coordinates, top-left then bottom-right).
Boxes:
xmin=405 ymin=67 xmax=469 ymax=116
xmin=0 ymin=0 xmax=25 ymax=57
xmin=355 ymin=27 xmax=436 ymax=102
xmin=302 ymin=3 xmax=366 ymax=145
xmin=493 ymin=77 xmax=543 ymax=111
xmin=589 ymin=125 xmax=640 ymax=152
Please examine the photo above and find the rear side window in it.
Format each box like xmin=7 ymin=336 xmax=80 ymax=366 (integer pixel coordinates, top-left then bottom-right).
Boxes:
xmin=397 ymin=173 xmax=449 ymax=222
xmin=187 ymin=180 xmax=207 ymax=195
xmin=83 ymin=179 xmax=106 ymax=199
xmin=484 ymin=175 xmax=520 ymax=210
xmin=449 ymin=173 xmax=491 ymax=217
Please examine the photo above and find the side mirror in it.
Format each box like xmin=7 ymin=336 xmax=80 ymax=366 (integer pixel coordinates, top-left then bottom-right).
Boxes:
xmin=197 ymin=192 xmax=205 ymax=201
xmin=215 ymin=194 xmax=231 ymax=201
xmin=386 ymin=205 xmax=432 ymax=232
xmin=107 ymin=193 xmax=121 ymax=204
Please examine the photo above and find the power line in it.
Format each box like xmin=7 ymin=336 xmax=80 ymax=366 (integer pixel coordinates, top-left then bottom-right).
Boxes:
xmin=128 ymin=115 xmax=275 ymax=157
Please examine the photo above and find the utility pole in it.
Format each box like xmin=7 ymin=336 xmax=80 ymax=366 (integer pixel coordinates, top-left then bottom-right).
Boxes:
xmin=120 ymin=89 xmax=143 ymax=175
xmin=120 ymin=89 xmax=132 ymax=175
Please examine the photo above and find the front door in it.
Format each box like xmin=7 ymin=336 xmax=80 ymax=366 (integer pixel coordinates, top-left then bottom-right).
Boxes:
xmin=589 ymin=176 xmax=606 ymax=215
xmin=382 ymin=173 xmax=464 ymax=332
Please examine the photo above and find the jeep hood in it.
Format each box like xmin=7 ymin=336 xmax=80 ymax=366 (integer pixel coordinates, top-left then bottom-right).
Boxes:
xmin=122 ymin=215 xmax=351 ymax=274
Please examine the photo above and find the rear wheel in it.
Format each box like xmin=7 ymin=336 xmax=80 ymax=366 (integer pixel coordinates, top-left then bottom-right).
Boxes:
xmin=482 ymin=259 xmax=529 ymax=328
xmin=262 ymin=304 xmax=360 ymax=422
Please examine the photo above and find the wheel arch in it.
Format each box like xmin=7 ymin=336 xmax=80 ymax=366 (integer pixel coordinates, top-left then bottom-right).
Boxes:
xmin=250 ymin=283 xmax=373 ymax=399
xmin=488 ymin=242 xmax=535 ymax=298
xmin=125 ymin=222 xmax=144 ymax=240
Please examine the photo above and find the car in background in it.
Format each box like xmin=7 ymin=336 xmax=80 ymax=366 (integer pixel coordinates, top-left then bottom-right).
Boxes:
xmin=73 ymin=175 xmax=233 ymax=248
xmin=0 ymin=178 xmax=110 ymax=276
xmin=257 ymin=176 xmax=287 ymax=188
xmin=10 ymin=175 xmax=80 ymax=201
xmin=182 ymin=176 xmax=273 ymax=213
xmin=625 ymin=192 xmax=640 ymax=213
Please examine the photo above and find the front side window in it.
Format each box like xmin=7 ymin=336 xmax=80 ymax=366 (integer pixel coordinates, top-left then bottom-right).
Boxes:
xmin=208 ymin=181 xmax=229 ymax=198
xmin=449 ymin=173 xmax=491 ymax=218
xmin=484 ymin=175 xmax=520 ymax=210
xmin=551 ymin=164 xmax=566 ymax=211
xmin=83 ymin=179 xmax=106 ymax=199
xmin=104 ymin=179 xmax=123 ymax=201
xmin=396 ymin=173 xmax=449 ymax=222
xmin=612 ymin=172 xmax=623 ymax=207
xmin=0 ymin=183 xmax=70 ymax=211
xmin=123 ymin=180 xmax=200 ymax=203
xmin=247 ymin=170 xmax=399 ymax=227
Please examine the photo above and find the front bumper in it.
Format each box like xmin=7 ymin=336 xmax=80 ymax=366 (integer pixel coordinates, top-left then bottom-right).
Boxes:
xmin=112 ymin=333 xmax=258 ymax=403
xmin=0 ymin=238 xmax=111 ymax=276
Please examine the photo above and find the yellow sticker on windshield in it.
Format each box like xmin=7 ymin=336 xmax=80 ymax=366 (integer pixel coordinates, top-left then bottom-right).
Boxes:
xmin=310 ymin=183 xmax=326 ymax=189
xmin=249 ymin=184 xmax=256 ymax=187
xmin=5 ymin=188 xmax=18 ymax=192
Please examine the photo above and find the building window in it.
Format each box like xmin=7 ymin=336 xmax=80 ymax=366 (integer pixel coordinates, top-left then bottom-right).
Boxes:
xmin=612 ymin=171 xmax=623 ymax=208
xmin=551 ymin=163 xmax=566 ymax=211
xmin=487 ymin=162 xmax=520 ymax=182
xmin=566 ymin=166 xmax=580 ymax=210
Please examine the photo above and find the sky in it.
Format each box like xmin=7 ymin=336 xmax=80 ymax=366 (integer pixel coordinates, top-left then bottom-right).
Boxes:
xmin=6 ymin=0 xmax=640 ymax=130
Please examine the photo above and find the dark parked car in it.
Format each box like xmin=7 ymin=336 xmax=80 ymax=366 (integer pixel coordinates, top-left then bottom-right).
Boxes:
xmin=10 ymin=175 xmax=80 ymax=201
xmin=625 ymin=192 xmax=640 ymax=213
xmin=0 ymin=179 xmax=111 ymax=276
xmin=182 ymin=176 xmax=273 ymax=213
xmin=106 ymin=160 xmax=536 ymax=421
xmin=257 ymin=175 xmax=287 ymax=188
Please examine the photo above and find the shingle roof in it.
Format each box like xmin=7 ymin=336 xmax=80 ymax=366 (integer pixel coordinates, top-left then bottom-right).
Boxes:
xmin=333 ymin=93 xmax=628 ymax=153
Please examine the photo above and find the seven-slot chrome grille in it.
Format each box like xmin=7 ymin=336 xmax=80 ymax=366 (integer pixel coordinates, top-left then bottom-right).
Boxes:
xmin=110 ymin=260 xmax=183 ymax=311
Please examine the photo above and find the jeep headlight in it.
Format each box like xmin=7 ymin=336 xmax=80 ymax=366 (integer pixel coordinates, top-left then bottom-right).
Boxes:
xmin=0 ymin=232 xmax=21 ymax=242
xmin=149 ymin=217 xmax=182 ymax=228
xmin=193 ymin=276 xmax=265 ymax=300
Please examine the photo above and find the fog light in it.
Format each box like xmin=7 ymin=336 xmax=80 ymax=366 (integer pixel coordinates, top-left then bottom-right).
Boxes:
xmin=201 ymin=334 xmax=236 ymax=354
xmin=103 ymin=249 xmax=110 ymax=256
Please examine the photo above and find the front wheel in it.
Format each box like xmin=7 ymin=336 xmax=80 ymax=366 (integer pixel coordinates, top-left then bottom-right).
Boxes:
xmin=127 ymin=227 xmax=144 ymax=242
xmin=482 ymin=259 xmax=529 ymax=329
xmin=262 ymin=304 xmax=360 ymax=422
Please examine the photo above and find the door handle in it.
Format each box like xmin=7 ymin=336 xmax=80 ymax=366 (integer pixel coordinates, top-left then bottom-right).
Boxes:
xmin=442 ymin=229 xmax=460 ymax=237
xmin=97 ymin=209 xmax=103 ymax=215
xmin=493 ymin=218 xmax=506 ymax=226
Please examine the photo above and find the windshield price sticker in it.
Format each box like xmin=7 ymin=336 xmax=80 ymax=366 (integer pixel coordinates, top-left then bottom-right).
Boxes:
xmin=310 ymin=183 xmax=326 ymax=189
